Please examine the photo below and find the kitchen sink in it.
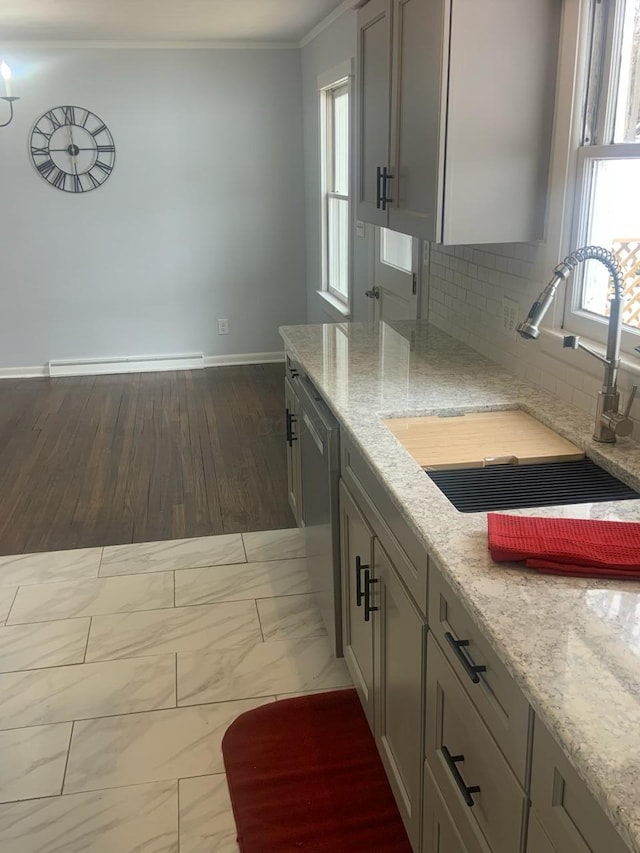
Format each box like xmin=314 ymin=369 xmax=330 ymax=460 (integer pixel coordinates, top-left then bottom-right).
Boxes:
xmin=426 ymin=458 xmax=638 ymax=513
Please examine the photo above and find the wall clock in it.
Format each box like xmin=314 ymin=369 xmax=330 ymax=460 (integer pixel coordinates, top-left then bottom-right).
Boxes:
xmin=30 ymin=106 xmax=116 ymax=193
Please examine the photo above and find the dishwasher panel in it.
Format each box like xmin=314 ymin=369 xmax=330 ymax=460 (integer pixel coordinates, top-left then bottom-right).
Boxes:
xmin=297 ymin=376 xmax=342 ymax=657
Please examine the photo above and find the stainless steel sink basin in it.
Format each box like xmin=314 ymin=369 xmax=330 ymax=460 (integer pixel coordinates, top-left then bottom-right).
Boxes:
xmin=426 ymin=458 xmax=638 ymax=513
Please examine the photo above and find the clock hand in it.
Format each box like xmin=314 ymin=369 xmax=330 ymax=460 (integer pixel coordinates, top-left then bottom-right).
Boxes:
xmin=67 ymin=121 xmax=78 ymax=178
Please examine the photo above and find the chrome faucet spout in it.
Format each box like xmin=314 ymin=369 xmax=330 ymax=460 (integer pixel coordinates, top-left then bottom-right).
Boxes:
xmin=516 ymin=245 xmax=633 ymax=443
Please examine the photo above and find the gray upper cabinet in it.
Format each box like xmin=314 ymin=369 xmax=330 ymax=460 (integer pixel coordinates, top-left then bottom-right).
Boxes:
xmin=356 ymin=0 xmax=560 ymax=244
xmin=356 ymin=0 xmax=392 ymax=228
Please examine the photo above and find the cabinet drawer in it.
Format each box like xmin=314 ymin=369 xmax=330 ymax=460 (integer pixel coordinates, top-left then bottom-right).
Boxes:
xmin=530 ymin=720 xmax=629 ymax=853
xmin=423 ymin=761 xmax=491 ymax=853
xmin=428 ymin=562 xmax=531 ymax=783
xmin=341 ymin=432 xmax=427 ymax=612
xmin=426 ymin=635 xmax=526 ymax=853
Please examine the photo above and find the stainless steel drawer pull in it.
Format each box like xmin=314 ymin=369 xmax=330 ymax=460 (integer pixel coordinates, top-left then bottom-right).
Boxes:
xmin=442 ymin=745 xmax=481 ymax=807
xmin=445 ymin=631 xmax=487 ymax=684
xmin=355 ymin=556 xmax=368 ymax=608
xmin=363 ymin=569 xmax=379 ymax=622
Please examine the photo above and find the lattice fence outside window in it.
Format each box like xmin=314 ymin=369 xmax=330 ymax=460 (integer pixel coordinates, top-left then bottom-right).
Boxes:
xmin=607 ymin=239 xmax=640 ymax=328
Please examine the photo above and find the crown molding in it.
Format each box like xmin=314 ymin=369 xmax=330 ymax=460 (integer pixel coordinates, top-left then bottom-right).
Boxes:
xmin=299 ymin=0 xmax=360 ymax=48
xmin=0 ymin=39 xmax=299 ymax=50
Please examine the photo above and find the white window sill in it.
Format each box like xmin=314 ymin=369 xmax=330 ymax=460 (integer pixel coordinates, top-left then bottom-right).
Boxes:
xmin=538 ymin=326 xmax=640 ymax=379
xmin=316 ymin=290 xmax=352 ymax=322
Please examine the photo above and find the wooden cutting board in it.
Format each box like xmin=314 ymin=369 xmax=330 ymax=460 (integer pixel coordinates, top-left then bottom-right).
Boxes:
xmin=383 ymin=410 xmax=584 ymax=469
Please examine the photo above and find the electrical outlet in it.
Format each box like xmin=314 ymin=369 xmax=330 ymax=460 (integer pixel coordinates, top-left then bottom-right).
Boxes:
xmin=422 ymin=241 xmax=430 ymax=264
xmin=355 ymin=220 xmax=366 ymax=238
xmin=217 ymin=318 xmax=229 ymax=335
xmin=501 ymin=297 xmax=519 ymax=339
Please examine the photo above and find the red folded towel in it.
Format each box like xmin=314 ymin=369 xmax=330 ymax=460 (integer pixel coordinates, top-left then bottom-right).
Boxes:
xmin=488 ymin=513 xmax=640 ymax=579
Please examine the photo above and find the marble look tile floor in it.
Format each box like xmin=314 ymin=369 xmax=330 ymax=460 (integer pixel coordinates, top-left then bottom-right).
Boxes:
xmin=0 ymin=527 xmax=352 ymax=852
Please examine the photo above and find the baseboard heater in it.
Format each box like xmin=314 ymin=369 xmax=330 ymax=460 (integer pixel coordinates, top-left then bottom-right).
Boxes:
xmin=48 ymin=352 xmax=205 ymax=377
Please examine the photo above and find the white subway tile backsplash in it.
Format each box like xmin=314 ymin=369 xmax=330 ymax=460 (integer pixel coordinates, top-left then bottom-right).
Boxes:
xmin=427 ymin=238 xmax=640 ymax=437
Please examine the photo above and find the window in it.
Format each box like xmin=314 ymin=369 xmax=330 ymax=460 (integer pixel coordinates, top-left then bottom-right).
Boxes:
xmin=320 ymin=76 xmax=351 ymax=307
xmin=569 ymin=0 xmax=640 ymax=345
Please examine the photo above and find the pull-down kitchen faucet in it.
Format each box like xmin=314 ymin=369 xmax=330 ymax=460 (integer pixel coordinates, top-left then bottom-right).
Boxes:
xmin=516 ymin=245 xmax=636 ymax=443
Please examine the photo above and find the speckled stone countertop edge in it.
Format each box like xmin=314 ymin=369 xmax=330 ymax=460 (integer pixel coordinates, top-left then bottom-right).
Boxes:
xmin=281 ymin=320 xmax=640 ymax=853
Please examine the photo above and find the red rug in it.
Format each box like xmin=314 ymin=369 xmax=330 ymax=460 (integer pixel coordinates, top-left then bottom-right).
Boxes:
xmin=222 ymin=688 xmax=413 ymax=852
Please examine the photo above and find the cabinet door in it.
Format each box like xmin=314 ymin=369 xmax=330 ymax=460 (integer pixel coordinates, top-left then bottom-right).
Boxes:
xmin=387 ymin=0 xmax=447 ymax=241
xmin=356 ymin=0 xmax=392 ymax=227
xmin=423 ymin=762 xmax=489 ymax=853
xmin=443 ymin=0 xmax=559 ymax=244
xmin=339 ymin=480 xmax=375 ymax=728
xmin=375 ymin=539 xmax=425 ymax=851
xmin=284 ymin=378 xmax=302 ymax=525
xmin=527 ymin=810 xmax=557 ymax=853
xmin=530 ymin=721 xmax=630 ymax=853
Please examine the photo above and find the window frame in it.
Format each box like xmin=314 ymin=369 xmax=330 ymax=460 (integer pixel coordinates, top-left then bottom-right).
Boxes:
xmin=318 ymin=61 xmax=354 ymax=316
xmin=563 ymin=0 xmax=640 ymax=351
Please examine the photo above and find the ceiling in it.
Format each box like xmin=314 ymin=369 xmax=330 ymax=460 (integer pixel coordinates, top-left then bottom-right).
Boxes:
xmin=0 ymin=0 xmax=348 ymax=44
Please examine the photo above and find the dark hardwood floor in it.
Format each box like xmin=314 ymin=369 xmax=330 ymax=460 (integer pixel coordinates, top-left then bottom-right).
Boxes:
xmin=0 ymin=364 xmax=295 ymax=555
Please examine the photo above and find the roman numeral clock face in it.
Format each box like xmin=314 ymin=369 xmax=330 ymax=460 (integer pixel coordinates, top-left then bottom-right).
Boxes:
xmin=30 ymin=106 xmax=116 ymax=193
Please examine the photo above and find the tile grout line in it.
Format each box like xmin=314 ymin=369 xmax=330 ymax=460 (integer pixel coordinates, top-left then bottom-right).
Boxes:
xmin=82 ymin=616 xmax=92 ymax=663
xmin=59 ymin=720 xmax=75 ymax=796
xmin=239 ymin=534 xmax=249 ymax=564
xmin=97 ymin=546 xmax=105 ymax=577
xmin=0 ymin=691 xmax=278 ymax=735
xmin=3 ymin=586 xmax=20 ymax=625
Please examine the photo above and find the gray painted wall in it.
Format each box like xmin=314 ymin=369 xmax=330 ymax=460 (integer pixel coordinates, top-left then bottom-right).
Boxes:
xmin=0 ymin=48 xmax=306 ymax=368
xmin=301 ymin=9 xmax=374 ymax=325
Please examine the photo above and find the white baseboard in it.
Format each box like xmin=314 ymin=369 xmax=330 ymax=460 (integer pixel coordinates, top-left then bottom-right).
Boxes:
xmin=0 ymin=351 xmax=285 ymax=379
xmin=48 ymin=353 xmax=205 ymax=377
xmin=204 ymin=351 xmax=284 ymax=367
xmin=0 ymin=365 xmax=49 ymax=379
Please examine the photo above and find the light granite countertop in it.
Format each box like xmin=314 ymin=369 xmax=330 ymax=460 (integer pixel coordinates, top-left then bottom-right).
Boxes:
xmin=280 ymin=319 xmax=640 ymax=853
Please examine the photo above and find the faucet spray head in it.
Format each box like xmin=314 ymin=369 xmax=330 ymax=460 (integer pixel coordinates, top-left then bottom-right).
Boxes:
xmin=516 ymin=268 xmax=570 ymax=340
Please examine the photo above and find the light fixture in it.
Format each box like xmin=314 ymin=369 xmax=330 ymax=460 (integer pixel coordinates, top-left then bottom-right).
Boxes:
xmin=0 ymin=62 xmax=19 ymax=128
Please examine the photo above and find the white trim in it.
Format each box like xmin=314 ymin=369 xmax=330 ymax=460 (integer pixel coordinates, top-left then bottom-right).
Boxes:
xmin=300 ymin=0 xmax=360 ymax=48
xmin=316 ymin=290 xmax=352 ymax=321
xmin=0 ymin=351 xmax=284 ymax=379
xmin=0 ymin=40 xmax=298 ymax=50
xmin=49 ymin=352 xmax=205 ymax=377
xmin=204 ymin=351 xmax=285 ymax=367
xmin=318 ymin=59 xmax=353 ymax=91
xmin=0 ymin=365 xmax=48 ymax=379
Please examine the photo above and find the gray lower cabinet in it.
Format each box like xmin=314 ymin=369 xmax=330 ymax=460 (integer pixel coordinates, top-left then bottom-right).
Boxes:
xmin=374 ymin=538 xmax=425 ymax=850
xmin=526 ymin=810 xmax=557 ymax=853
xmin=339 ymin=478 xmax=425 ymax=851
xmin=284 ymin=376 xmax=302 ymax=525
xmin=340 ymin=479 xmax=375 ymax=728
xmin=529 ymin=720 xmax=630 ymax=853
xmin=425 ymin=635 xmax=527 ymax=853
xmin=333 ymin=425 xmax=631 ymax=853
xmin=423 ymin=761 xmax=490 ymax=853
